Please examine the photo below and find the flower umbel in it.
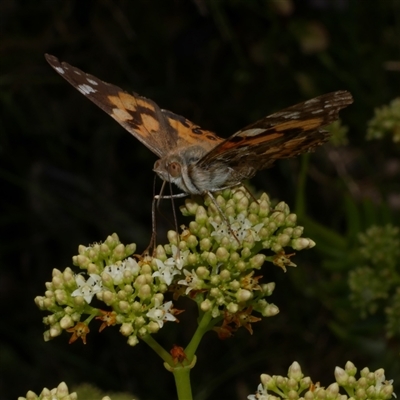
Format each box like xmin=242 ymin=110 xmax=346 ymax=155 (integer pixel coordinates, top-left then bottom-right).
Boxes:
xmin=35 ymin=188 xmax=316 ymax=345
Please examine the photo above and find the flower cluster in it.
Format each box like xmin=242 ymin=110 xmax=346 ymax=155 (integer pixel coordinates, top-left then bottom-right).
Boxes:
xmin=367 ymin=97 xmax=400 ymax=143
xmin=35 ymin=188 xmax=316 ymax=345
xmin=248 ymin=361 xmax=395 ymax=400
xmin=18 ymin=382 xmax=77 ymax=400
xmin=348 ymin=224 xmax=400 ymax=321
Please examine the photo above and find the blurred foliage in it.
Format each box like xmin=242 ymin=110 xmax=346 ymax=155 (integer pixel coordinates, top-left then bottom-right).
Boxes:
xmin=367 ymin=98 xmax=400 ymax=142
xmin=1 ymin=0 xmax=400 ymax=399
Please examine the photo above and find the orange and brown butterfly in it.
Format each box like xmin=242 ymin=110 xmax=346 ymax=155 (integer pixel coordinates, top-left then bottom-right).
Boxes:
xmin=45 ymin=54 xmax=353 ymax=197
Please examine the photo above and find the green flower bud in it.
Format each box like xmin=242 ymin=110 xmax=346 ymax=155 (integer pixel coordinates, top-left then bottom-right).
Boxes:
xmin=127 ymin=335 xmax=139 ymax=346
xmin=345 ymin=361 xmax=357 ymax=376
xmin=100 ymin=243 xmax=110 ymax=257
xmin=113 ymin=243 xmax=125 ymax=259
xmin=288 ymin=361 xmax=303 ymax=381
xmin=227 ymin=302 xmax=239 ymax=313
xmin=216 ymin=247 xmax=229 ymax=262
xmin=201 ymin=299 xmax=212 ymax=312
xmin=220 ymin=269 xmax=231 ymax=281
xmin=334 ymin=367 xmax=349 ymax=385
xmin=119 ymin=301 xmax=130 ymax=313
xmin=60 ymin=315 xmax=74 ymax=329
xmin=236 ymin=288 xmax=252 ymax=302
xmin=138 ymin=284 xmax=152 ymax=299
xmin=49 ymin=323 xmax=62 ymax=338
xmin=196 ymin=266 xmax=209 ymax=279
xmin=286 ymin=213 xmax=297 ymax=226
xmin=120 ymin=322 xmax=133 ymax=336
xmin=102 ymin=290 xmax=116 ymax=305
xmin=286 ymin=389 xmax=298 ymax=399
xmin=87 ymin=263 xmax=100 ymax=274
xmin=355 ymin=388 xmax=366 ymax=398
xmin=196 ymin=206 xmax=208 ymax=224
xmin=263 ymin=303 xmax=279 ymax=317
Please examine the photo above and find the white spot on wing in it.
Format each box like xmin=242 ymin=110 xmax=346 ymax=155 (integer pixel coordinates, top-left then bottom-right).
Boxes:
xmin=239 ymin=128 xmax=266 ymax=136
xmin=55 ymin=66 xmax=65 ymax=75
xmin=283 ymin=111 xmax=300 ymax=119
xmin=74 ymin=70 xmax=82 ymax=75
xmin=87 ymin=78 xmax=98 ymax=85
xmin=304 ymin=98 xmax=319 ymax=105
xmin=77 ymin=84 xmax=97 ymax=95
xmin=311 ymin=109 xmax=324 ymax=114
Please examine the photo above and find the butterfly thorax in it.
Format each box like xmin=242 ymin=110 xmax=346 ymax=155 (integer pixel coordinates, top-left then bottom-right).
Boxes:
xmin=153 ymin=145 xmax=241 ymax=195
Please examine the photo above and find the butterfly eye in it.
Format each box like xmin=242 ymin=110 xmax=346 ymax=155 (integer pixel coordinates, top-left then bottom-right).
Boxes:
xmin=168 ymin=162 xmax=181 ymax=178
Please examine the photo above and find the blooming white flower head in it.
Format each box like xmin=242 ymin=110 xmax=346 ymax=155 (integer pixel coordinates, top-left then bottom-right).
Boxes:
xmin=146 ymin=300 xmax=177 ymax=328
xmin=71 ymin=273 xmax=103 ymax=304
xmin=211 ymin=213 xmax=263 ymax=246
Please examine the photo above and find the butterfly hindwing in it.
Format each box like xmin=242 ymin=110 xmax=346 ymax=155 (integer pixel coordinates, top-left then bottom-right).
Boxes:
xmin=197 ymin=90 xmax=353 ymax=171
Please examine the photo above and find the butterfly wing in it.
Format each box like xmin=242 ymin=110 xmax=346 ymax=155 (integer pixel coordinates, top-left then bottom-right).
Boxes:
xmin=197 ymin=91 xmax=353 ymax=173
xmin=45 ymin=54 xmax=222 ymax=158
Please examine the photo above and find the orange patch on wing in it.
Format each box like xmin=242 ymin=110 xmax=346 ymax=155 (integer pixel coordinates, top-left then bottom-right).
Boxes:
xmin=119 ymin=92 xmax=138 ymax=111
xmin=141 ymin=113 xmax=160 ymax=132
xmin=137 ymin=98 xmax=156 ymax=112
xmin=275 ymin=118 xmax=322 ymax=131
xmin=111 ymin=108 xmax=133 ymax=121
xmin=108 ymin=95 xmax=125 ymax=109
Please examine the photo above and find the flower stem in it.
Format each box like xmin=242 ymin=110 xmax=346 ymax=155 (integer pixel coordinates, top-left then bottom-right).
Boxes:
xmin=142 ymin=334 xmax=173 ymax=364
xmin=185 ymin=311 xmax=216 ymax=359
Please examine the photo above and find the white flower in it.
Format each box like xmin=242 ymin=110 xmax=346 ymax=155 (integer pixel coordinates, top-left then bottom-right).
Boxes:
xmin=211 ymin=214 xmax=263 ymax=245
xmin=123 ymin=257 xmax=140 ymax=275
xmin=247 ymin=383 xmax=269 ymax=400
xmin=152 ymin=259 xmax=181 ymax=285
xmin=102 ymin=258 xmax=139 ymax=285
xmin=375 ymin=369 xmax=396 ymax=398
xmin=177 ymin=269 xmax=201 ymax=294
xmin=146 ymin=300 xmax=177 ymax=328
xmin=153 ymin=246 xmax=189 ymax=285
xmin=166 ymin=245 xmax=190 ymax=270
xmin=71 ymin=274 xmax=103 ymax=303
xmin=104 ymin=264 xmax=124 ymax=285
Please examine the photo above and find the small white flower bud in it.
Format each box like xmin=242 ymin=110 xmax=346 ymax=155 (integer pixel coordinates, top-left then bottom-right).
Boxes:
xmin=288 ymin=361 xmax=303 ymax=381
xmin=335 ymin=367 xmax=349 ymax=385
xmin=60 ymin=315 xmax=74 ymax=329
xmin=227 ymin=302 xmax=239 ymax=313
xmin=113 ymin=243 xmax=125 ymax=259
xmin=236 ymin=288 xmax=252 ymax=302
xmin=200 ymin=299 xmax=212 ymax=312
xmin=49 ymin=323 xmax=62 ymax=338
xmin=120 ymin=323 xmax=133 ymax=336
xmin=56 ymin=382 xmax=69 ymax=397
xmin=127 ymin=335 xmax=139 ymax=346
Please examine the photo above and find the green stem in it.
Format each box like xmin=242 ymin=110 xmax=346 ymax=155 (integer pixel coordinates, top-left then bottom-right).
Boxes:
xmin=142 ymin=334 xmax=173 ymax=364
xmin=185 ymin=311 xmax=216 ymax=359
xmin=172 ymin=366 xmax=193 ymax=400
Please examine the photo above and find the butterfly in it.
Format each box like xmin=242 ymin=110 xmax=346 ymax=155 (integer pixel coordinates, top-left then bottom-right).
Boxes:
xmin=45 ymin=54 xmax=353 ymax=198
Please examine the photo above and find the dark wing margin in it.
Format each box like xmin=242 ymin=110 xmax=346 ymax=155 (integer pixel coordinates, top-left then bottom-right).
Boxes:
xmin=197 ymin=90 xmax=353 ymax=170
xmin=45 ymin=54 xmax=180 ymax=158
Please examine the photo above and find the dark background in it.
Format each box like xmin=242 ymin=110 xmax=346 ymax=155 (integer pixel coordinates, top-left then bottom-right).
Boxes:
xmin=2 ymin=1 xmax=400 ymax=399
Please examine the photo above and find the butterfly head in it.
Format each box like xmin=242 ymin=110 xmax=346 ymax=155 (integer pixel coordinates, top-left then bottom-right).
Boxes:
xmin=153 ymin=155 xmax=189 ymax=194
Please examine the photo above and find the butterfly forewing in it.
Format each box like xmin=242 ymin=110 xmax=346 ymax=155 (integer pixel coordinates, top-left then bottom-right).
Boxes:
xmin=45 ymin=54 xmax=197 ymax=157
xmin=197 ymin=90 xmax=353 ymax=171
